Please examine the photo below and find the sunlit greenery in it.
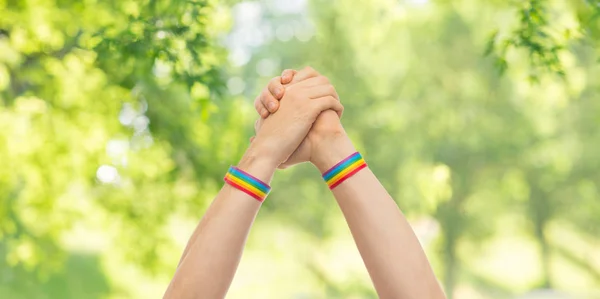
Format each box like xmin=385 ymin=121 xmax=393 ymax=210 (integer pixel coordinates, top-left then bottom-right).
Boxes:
xmin=1 ymin=0 xmax=599 ymax=298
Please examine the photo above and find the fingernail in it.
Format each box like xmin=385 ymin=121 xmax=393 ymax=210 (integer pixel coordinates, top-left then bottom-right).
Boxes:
xmin=282 ymin=74 xmax=289 ymax=82
xmin=268 ymin=102 xmax=277 ymax=111
xmin=275 ymin=87 xmax=282 ymax=97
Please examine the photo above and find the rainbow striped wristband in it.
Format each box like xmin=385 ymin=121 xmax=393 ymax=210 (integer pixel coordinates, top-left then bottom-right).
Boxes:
xmin=224 ymin=166 xmax=271 ymax=202
xmin=322 ymin=152 xmax=367 ymax=189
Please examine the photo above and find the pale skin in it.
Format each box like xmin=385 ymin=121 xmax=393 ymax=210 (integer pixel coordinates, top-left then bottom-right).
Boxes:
xmin=254 ymin=67 xmax=446 ymax=299
xmin=164 ymin=67 xmax=445 ymax=299
xmin=163 ymin=72 xmax=343 ymax=299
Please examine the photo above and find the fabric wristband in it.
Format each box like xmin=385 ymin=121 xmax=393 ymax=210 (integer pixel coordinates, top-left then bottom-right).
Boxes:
xmin=322 ymin=152 xmax=367 ymax=189
xmin=224 ymin=166 xmax=271 ymax=202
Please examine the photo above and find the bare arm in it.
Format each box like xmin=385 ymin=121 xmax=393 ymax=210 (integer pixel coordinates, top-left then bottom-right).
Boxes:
xmin=253 ymin=68 xmax=443 ymax=297
xmin=312 ymin=125 xmax=446 ymax=299
xmin=163 ymin=150 xmax=275 ymax=299
xmin=164 ymin=72 xmax=344 ymax=299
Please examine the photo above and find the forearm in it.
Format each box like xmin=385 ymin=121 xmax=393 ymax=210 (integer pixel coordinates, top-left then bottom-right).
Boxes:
xmin=164 ymin=150 xmax=275 ymax=299
xmin=313 ymin=134 xmax=445 ymax=299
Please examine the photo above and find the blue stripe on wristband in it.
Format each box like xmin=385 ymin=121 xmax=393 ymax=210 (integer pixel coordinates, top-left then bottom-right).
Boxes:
xmin=322 ymin=152 xmax=362 ymax=181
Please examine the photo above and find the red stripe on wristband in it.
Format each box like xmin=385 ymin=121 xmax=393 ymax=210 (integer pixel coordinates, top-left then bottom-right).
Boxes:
xmin=323 ymin=152 xmax=368 ymax=189
xmin=328 ymin=163 xmax=367 ymax=189
xmin=223 ymin=166 xmax=271 ymax=202
xmin=224 ymin=176 xmax=265 ymax=202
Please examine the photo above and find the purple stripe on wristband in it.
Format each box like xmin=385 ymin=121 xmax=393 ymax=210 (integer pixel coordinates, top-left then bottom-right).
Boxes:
xmin=322 ymin=152 xmax=361 ymax=177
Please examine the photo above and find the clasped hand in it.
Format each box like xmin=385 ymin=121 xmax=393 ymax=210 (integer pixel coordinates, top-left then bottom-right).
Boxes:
xmin=248 ymin=67 xmax=347 ymax=170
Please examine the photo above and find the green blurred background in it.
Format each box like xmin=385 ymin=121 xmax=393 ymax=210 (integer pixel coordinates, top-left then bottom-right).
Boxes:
xmin=1 ymin=0 xmax=600 ymax=298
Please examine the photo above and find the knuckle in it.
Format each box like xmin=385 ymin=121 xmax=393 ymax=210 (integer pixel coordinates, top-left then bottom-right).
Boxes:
xmin=310 ymin=102 xmax=321 ymax=112
xmin=327 ymin=85 xmax=336 ymax=94
xmin=273 ymin=76 xmax=282 ymax=84
xmin=303 ymin=66 xmax=318 ymax=75
xmin=317 ymin=75 xmax=330 ymax=84
xmin=268 ymin=78 xmax=280 ymax=89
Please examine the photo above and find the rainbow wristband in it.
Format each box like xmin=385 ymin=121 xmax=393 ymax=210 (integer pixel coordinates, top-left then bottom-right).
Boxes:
xmin=224 ymin=166 xmax=271 ymax=202
xmin=322 ymin=152 xmax=367 ymax=189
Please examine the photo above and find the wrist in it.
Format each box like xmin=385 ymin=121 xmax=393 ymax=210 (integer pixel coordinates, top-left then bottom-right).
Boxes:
xmin=237 ymin=145 xmax=278 ymax=184
xmin=310 ymin=130 xmax=357 ymax=173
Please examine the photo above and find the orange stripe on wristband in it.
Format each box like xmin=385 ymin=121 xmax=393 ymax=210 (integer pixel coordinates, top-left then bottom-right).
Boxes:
xmin=224 ymin=175 xmax=267 ymax=198
xmin=329 ymin=163 xmax=367 ymax=189
xmin=323 ymin=152 xmax=367 ymax=189
xmin=223 ymin=166 xmax=271 ymax=202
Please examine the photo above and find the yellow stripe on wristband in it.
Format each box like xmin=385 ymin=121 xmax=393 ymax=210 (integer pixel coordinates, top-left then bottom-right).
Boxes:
xmin=223 ymin=166 xmax=271 ymax=202
xmin=323 ymin=152 xmax=368 ymax=189
xmin=327 ymin=159 xmax=364 ymax=184
xmin=224 ymin=173 xmax=267 ymax=198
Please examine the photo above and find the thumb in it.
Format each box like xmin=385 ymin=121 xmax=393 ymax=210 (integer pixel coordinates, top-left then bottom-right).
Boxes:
xmin=311 ymin=96 xmax=344 ymax=117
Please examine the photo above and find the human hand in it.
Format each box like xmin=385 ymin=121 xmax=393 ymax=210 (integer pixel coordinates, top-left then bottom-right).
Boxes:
xmin=253 ymin=67 xmax=346 ymax=169
xmin=247 ymin=70 xmax=344 ymax=169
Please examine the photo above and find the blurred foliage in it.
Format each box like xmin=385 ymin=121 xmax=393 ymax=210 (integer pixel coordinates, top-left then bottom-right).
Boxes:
xmin=1 ymin=0 xmax=600 ymax=298
xmin=487 ymin=0 xmax=600 ymax=80
xmin=0 ymin=0 xmax=251 ymax=296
